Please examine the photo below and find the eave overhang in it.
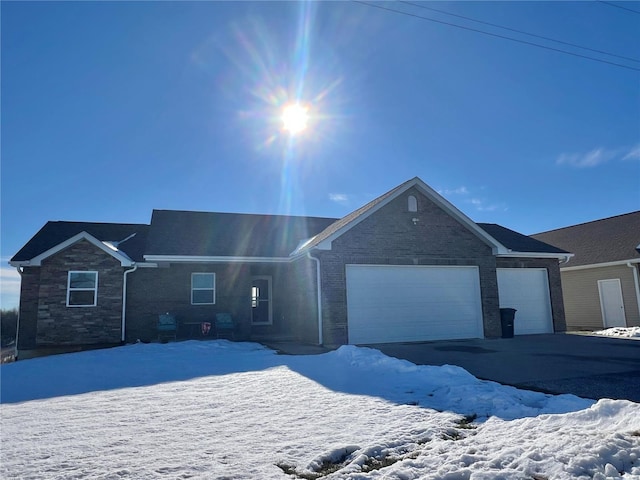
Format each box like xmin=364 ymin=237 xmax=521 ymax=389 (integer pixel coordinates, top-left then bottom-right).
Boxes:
xmin=9 ymin=231 xmax=135 ymax=267
xmin=561 ymin=258 xmax=640 ymax=272
xmin=143 ymin=255 xmax=293 ymax=264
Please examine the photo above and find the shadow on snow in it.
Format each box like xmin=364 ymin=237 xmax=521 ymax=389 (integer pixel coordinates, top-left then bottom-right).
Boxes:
xmin=0 ymin=340 xmax=594 ymax=420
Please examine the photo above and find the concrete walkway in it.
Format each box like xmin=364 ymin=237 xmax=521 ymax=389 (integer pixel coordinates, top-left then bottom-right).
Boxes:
xmin=372 ymin=333 xmax=640 ymax=402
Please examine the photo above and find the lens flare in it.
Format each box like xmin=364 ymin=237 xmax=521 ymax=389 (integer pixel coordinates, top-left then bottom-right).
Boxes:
xmin=282 ymin=103 xmax=309 ymax=134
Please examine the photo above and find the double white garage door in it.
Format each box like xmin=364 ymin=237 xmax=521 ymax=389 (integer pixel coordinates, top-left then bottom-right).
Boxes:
xmin=346 ymin=265 xmax=552 ymax=344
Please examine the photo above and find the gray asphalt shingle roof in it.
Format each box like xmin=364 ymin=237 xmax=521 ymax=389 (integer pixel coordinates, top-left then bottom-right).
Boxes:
xmin=11 ymin=222 xmax=149 ymax=263
xmin=531 ymin=211 xmax=640 ymax=267
xmin=477 ymin=223 xmax=569 ymax=254
xmin=145 ymin=210 xmax=338 ymax=257
xmin=12 ymin=185 xmax=569 ymax=263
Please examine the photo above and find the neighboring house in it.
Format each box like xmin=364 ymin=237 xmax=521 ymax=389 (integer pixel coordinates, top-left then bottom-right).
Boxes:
xmin=532 ymin=211 xmax=640 ymax=331
xmin=10 ymin=177 xmax=571 ymax=359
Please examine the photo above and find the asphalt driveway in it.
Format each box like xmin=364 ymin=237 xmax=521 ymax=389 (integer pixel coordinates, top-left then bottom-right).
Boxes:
xmin=371 ymin=333 xmax=640 ymax=402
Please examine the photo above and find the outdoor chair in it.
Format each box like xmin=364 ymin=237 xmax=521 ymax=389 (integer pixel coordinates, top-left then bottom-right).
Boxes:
xmin=157 ymin=313 xmax=177 ymax=342
xmin=215 ymin=313 xmax=236 ymax=340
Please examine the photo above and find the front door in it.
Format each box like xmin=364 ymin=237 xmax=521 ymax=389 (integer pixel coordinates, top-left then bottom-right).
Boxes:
xmin=598 ymin=278 xmax=626 ymax=328
xmin=251 ymin=276 xmax=272 ymax=325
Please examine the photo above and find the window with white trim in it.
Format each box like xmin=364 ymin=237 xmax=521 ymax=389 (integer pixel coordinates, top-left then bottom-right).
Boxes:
xmin=67 ymin=271 xmax=98 ymax=307
xmin=191 ymin=273 xmax=216 ymax=305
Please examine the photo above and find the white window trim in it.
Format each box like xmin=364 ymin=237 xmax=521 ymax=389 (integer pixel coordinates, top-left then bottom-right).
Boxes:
xmin=67 ymin=271 xmax=98 ymax=307
xmin=191 ymin=272 xmax=216 ymax=305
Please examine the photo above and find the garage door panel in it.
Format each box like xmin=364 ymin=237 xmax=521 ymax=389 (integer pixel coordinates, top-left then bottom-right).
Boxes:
xmin=497 ymin=268 xmax=553 ymax=335
xmin=346 ymin=265 xmax=484 ymax=344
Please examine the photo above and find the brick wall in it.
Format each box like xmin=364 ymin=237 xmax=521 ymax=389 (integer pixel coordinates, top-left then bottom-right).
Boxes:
xmin=316 ymin=187 xmax=500 ymax=344
xmin=496 ymin=257 xmax=567 ymax=332
xmin=33 ymin=240 xmax=124 ymax=346
xmin=285 ymin=257 xmax=320 ymax=343
xmin=125 ymin=261 xmax=319 ymax=343
xmin=125 ymin=263 xmax=251 ymax=342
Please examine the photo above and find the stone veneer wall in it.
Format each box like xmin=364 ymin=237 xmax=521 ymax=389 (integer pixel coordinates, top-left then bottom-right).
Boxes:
xmin=33 ymin=240 xmax=124 ymax=345
xmin=16 ymin=267 xmax=40 ymax=350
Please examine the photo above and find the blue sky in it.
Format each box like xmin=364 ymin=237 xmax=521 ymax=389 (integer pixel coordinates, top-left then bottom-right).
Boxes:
xmin=2 ymin=1 xmax=639 ymax=310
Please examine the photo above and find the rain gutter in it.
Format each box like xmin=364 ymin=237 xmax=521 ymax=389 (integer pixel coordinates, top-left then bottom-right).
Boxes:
xmin=627 ymin=262 xmax=640 ymax=322
xmin=306 ymin=251 xmax=323 ymax=345
xmin=14 ymin=267 xmax=23 ymax=358
xmin=121 ymin=265 xmax=138 ymax=342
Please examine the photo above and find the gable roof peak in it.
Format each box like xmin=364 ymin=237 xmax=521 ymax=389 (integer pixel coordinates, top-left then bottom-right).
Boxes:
xmin=296 ymin=176 xmax=508 ymax=254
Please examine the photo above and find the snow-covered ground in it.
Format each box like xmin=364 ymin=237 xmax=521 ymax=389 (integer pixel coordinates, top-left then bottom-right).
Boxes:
xmin=593 ymin=326 xmax=640 ymax=339
xmin=1 ymin=341 xmax=639 ymax=479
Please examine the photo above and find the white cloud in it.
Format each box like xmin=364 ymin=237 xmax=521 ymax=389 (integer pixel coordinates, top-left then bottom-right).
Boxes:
xmin=470 ymin=198 xmax=508 ymax=212
xmin=556 ymin=144 xmax=639 ymax=168
xmin=439 ymin=186 xmax=506 ymax=213
xmin=1 ymin=262 xmax=21 ymax=310
xmin=438 ymin=186 xmax=469 ymax=195
xmin=329 ymin=193 xmax=350 ymax=205
xmin=622 ymin=144 xmax=640 ymax=161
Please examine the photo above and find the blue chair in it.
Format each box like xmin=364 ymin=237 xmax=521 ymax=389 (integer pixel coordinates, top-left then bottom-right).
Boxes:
xmin=157 ymin=313 xmax=177 ymax=341
xmin=215 ymin=313 xmax=236 ymax=340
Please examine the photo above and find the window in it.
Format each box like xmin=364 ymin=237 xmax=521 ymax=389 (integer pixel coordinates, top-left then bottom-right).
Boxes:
xmin=191 ymin=273 xmax=215 ymax=305
xmin=251 ymin=286 xmax=259 ymax=308
xmin=67 ymin=271 xmax=98 ymax=307
xmin=408 ymin=195 xmax=418 ymax=212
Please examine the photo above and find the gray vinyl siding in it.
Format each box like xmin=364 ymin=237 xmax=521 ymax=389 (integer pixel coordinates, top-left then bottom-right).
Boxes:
xmin=561 ymin=264 xmax=640 ymax=330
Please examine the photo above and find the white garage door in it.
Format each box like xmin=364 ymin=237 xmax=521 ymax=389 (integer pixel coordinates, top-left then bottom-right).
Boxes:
xmin=346 ymin=265 xmax=484 ymax=344
xmin=497 ymin=268 xmax=553 ymax=335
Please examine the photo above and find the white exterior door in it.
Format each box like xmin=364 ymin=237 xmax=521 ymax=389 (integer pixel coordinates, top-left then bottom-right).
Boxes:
xmin=497 ymin=268 xmax=553 ymax=335
xmin=345 ymin=265 xmax=484 ymax=344
xmin=598 ymin=279 xmax=626 ymax=328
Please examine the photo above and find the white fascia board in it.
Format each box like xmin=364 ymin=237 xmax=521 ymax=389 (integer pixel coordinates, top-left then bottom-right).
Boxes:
xmin=22 ymin=232 xmax=134 ymax=267
xmin=562 ymin=258 xmax=640 ymax=272
xmin=314 ymin=177 xmax=508 ymax=254
xmin=497 ymin=251 xmax=574 ymax=260
xmin=290 ymin=236 xmax=318 ymax=256
xmin=143 ymin=255 xmax=292 ymax=263
xmin=102 ymin=241 xmax=133 ymax=263
xmin=9 ymin=260 xmax=29 ymax=267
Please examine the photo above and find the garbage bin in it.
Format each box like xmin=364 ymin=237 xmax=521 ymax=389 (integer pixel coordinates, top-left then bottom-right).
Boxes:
xmin=499 ymin=308 xmax=517 ymax=339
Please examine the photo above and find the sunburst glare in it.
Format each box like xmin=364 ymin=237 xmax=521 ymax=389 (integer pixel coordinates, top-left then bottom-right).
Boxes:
xmin=282 ymin=103 xmax=309 ymax=134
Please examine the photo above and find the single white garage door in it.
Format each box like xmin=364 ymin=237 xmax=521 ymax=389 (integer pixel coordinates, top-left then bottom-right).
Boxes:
xmin=497 ymin=268 xmax=553 ymax=335
xmin=346 ymin=265 xmax=484 ymax=344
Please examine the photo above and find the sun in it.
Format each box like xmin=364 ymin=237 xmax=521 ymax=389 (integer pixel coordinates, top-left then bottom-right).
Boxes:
xmin=281 ymin=103 xmax=309 ymax=134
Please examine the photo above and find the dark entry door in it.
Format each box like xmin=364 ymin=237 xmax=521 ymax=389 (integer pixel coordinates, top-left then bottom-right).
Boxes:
xmin=251 ymin=276 xmax=272 ymax=325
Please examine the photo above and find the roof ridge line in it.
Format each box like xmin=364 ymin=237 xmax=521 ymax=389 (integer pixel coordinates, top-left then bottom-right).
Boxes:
xmin=534 ymin=210 xmax=640 ymax=235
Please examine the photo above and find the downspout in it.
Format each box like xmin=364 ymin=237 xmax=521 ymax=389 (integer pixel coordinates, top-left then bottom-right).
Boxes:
xmin=122 ymin=265 xmax=138 ymax=343
xmin=14 ymin=267 xmax=23 ymax=359
xmin=627 ymin=262 xmax=640 ymax=324
xmin=306 ymin=252 xmax=323 ymax=345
